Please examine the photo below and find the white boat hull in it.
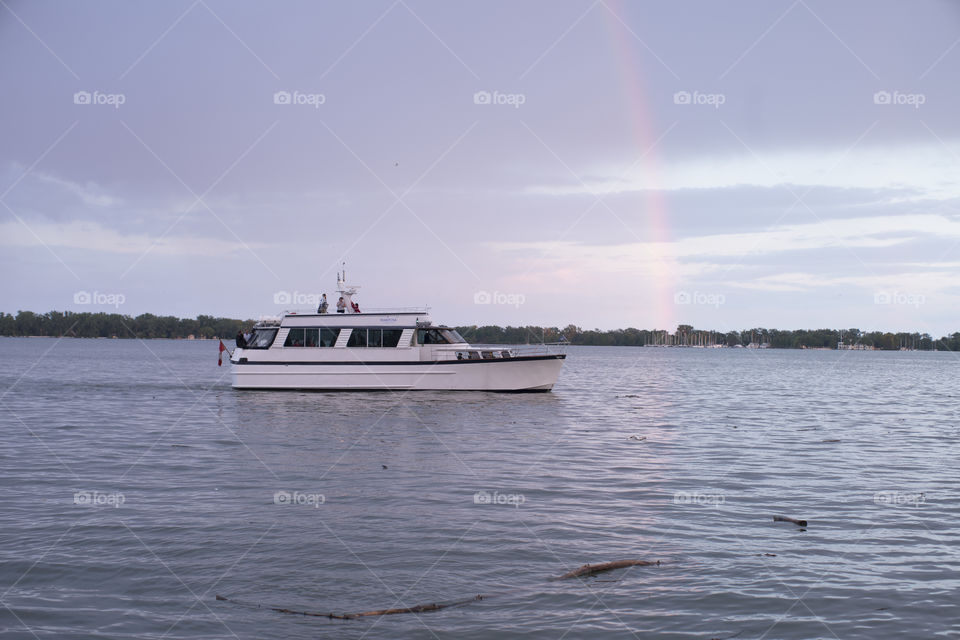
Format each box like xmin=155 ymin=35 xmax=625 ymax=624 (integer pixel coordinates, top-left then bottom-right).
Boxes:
xmin=231 ymin=355 xmax=565 ymax=391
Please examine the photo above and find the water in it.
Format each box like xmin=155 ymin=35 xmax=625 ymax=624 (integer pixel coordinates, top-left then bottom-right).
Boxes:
xmin=1 ymin=337 xmax=958 ymax=639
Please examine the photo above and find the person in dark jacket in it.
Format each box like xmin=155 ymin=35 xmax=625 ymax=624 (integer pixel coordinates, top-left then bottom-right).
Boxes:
xmin=235 ymin=329 xmax=247 ymax=348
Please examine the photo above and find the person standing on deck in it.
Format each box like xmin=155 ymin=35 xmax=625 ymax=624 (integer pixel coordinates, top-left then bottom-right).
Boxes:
xmin=336 ymin=297 xmax=346 ymax=313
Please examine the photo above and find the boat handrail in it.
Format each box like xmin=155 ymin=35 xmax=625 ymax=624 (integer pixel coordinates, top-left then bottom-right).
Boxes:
xmin=470 ymin=343 xmax=567 ymax=355
xmin=278 ymin=306 xmax=430 ymax=316
xmin=431 ymin=343 xmax=566 ymax=360
xmin=360 ymin=306 xmax=431 ymax=314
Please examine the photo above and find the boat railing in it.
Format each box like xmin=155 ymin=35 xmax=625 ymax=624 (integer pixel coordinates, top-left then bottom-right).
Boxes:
xmin=280 ymin=306 xmax=430 ymax=315
xmin=432 ymin=343 xmax=566 ymax=361
xmin=361 ymin=306 xmax=431 ymax=314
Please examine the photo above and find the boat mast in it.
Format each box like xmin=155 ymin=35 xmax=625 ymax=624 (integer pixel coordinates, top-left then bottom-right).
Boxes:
xmin=336 ymin=263 xmax=361 ymax=313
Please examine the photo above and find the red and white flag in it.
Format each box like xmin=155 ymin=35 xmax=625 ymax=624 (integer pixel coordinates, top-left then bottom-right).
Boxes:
xmin=218 ymin=340 xmax=226 ymax=366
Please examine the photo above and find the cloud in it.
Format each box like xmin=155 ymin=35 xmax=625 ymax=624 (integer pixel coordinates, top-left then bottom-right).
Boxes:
xmin=730 ymin=270 xmax=960 ymax=298
xmin=0 ymin=220 xmax=256 ymax=256
xmin=481 ymin=213 xmax=960 ymax=306
xmin=525 ymin=142 xmax=960 ymax=202
xmin=30 ymin=172 xmax=121 ymax=208
xmin=492 ymin=214 xmax=959 ymax=266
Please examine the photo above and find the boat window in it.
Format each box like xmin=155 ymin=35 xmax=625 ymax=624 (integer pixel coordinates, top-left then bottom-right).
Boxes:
xmin=284 ymin=328 xmax=305 ymax=347
xmin=441 ymin=329 xmax=466 ymax=344
xmin=417 ymin=329 xmax=441 ymax=344
xmin=245 ymin=328 xmax=277 ymax=349
xmin=285 ymin=327 xmax=338 ymax=347
xmin=368 ymin=329 xmax=383 ymax=347
xmin=417 ymin=328 xmax=465 ymax=345
xmin=382 ymin=329 xmax=403 ymax=348
xmin=319 ymin=328 xmax=338 ymax=347
xmin=347 ymin=329 xmax=367 ymax=347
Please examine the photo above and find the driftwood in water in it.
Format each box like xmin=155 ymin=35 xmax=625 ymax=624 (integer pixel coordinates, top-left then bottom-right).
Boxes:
xmin=336 ymin=597 xmax=481 ymax=618
xmin=217 ymin=558 xmax=661 ymax=621
xmin=773 ymin=515 xmax=808 ymax=527
xmin=554 ymin=559 xmax=660 ymax=580
xmin=216 ymin=593 xmax=483 ymax=620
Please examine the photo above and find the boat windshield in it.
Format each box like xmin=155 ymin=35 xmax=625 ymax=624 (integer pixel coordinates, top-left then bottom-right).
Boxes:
xmin=443 ymin=329 xmax=466 ymax=344
xmin=246 ymin=327 xmax=278 ymax=349
xmin=417 ymin=328 xmax=466 ymax=345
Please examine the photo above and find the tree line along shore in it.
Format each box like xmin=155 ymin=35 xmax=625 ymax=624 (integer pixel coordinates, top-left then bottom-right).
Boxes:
xmin=1 ymin=311 xmax=957 ymax=351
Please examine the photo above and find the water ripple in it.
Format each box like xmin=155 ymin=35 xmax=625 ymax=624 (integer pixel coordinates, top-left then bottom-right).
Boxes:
xmin=0 ymin=339 xmax=957 ymax=639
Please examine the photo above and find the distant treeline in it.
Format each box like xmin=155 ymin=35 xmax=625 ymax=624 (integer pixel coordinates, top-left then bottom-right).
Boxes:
xmin=455 ymin=324 xmax=957 ymax=351
xmin=2 ymin=311 xmax=958 ymax=351
xmin=0 ymin=311 xmax=249 ymax=340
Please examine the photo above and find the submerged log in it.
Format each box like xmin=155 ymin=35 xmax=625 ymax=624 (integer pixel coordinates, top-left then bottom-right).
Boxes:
xmin=554 ymin=559 xmax=660 ymax=580
xmin=338 ymin=599 xmax=479 ymax=618
xmin=217 ymin=558 xmax=662 ymax=620
xmin=216 ymin=593 xmax=483 ymax=620
xmin=773 ymin=515 xmax=808 ymax=527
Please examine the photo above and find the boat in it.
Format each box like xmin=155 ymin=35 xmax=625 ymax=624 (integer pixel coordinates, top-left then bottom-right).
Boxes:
xmin=229 ymin=271 xmax=566 ymax=391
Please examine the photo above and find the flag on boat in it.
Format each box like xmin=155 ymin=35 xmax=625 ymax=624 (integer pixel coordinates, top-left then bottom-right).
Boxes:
xmin=218 ymin=340 xmax=226 ymax=366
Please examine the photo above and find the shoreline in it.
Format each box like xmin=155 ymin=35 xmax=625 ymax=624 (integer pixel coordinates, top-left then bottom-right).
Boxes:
xmin=0 ymin=335 xmax=931 ymax=352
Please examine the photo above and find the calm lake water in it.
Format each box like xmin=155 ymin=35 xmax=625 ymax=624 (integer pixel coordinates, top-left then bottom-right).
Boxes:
xmin=1 ymin=338 xmax=957 ymax=639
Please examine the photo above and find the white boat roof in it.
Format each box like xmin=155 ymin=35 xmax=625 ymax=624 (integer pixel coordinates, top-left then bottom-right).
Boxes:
xmin=279 ymin=309 xmax=432 ymax=327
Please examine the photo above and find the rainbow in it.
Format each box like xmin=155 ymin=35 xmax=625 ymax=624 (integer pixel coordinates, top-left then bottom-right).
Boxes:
xmin=603 ymin=1 xmax=678 ymax=330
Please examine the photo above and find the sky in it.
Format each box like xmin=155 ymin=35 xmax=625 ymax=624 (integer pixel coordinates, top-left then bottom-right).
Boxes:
xmin=1 ymin=0 xmax=958 ymax=334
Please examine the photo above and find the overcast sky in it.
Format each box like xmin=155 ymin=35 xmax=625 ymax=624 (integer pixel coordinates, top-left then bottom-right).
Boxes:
xmin=2 ymin=1 xmax=958 ymax=333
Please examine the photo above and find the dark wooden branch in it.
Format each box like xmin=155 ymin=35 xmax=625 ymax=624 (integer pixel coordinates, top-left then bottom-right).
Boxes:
xmin=554 ymin=559 xmax=660 ymax=580
xmin=773 ymin=515 xmax=808 ymax=527
xmin=216 ymin=557 xmax=661 ymax=621
xmin=216 ymin=593 xmax=484 ymax=620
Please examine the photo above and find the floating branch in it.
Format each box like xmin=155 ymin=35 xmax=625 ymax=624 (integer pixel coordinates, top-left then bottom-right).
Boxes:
xmin=554 ymin=559 xmax=660 ymax=580
xmin=773 ymin=515 xmax=808 ymax=527
xmin=335 ymin=596 xmax=484 ymax=619
xmin=217 ymin=558 xmax=661 ymax=621
xmin=216 ymin=594 xmax=483 ymax=620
